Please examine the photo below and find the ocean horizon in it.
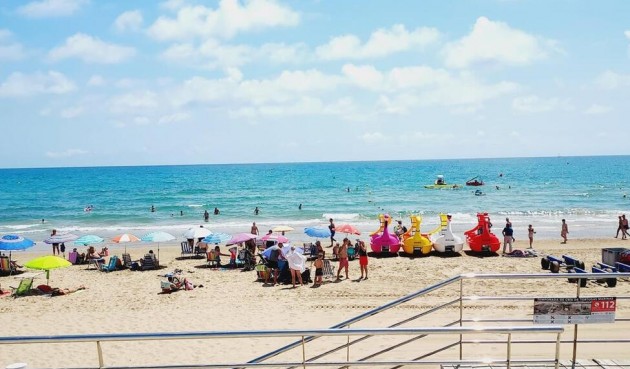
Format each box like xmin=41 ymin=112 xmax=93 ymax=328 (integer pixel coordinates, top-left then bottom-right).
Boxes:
xmin=2 ymin=155 xmax=629 ymax=249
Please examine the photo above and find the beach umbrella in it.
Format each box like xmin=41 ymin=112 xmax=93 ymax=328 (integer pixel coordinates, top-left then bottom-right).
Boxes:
xmin=261 ymin=234 xmax=289 ymax=243
xmin=202 ymin=233 xmax=231 ymax=244
xmin=336 ymin=224 xmax=361 ymax=235
xmin=74 ymin=235 xmax=104 ymax=246
xmin=24 ymin=255 xmax=71 ymax=285
xmin=281 ymin=244 xmax=303 ymax=255
xmin=141 ymin=231 xmax=175 ymax=261
xmin=112 ymin=233 xmax=141 ymax=253
xmin=0 ymin=235 xmax=35 ymax=262
xmin=43 ymin=233 xmax=78 ymax=244
xmin=226 ymin=233 xmax=258 ymax=246
xmin=304 ymin=227 xmax=331 ymax=239
xmin=272 ymin=225 xmax=294 ymax=233
xmin=261 ymin=244 xmax=281 ymax=259
xmin=183 ymin=226 xmax=212 ymax=240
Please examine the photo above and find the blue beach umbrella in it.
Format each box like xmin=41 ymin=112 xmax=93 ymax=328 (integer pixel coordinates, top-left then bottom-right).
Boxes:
xmin=141 ymin=231 xmax=175 ymax=261
xmin=304 ymin=227 xmax=331 ymax=239
xmin=202 ymin=233 xmax=231 ymax=244
xmin=0 ymin=234 xmax=35 ymax=262
xmin=74 ymin=235 xmax=104 ymax=246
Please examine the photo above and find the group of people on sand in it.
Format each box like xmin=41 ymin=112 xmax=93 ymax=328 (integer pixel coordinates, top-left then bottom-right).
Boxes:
xmin=615 ymin=214 xmax=630 ymax=240
xmin=261 ymin=237 xmax=369 ymax=288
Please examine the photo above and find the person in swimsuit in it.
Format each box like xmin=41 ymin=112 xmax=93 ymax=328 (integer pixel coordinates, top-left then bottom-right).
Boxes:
xmin=251 ymin=222 xmax=259 ymax=235
xmin=336 ymin=239 xmax=349 ymax=281
xmin=358 ymin=240 xmax=368 ymax=280
xmin=328 ymin=218 xmax=336 ymax=247
xmin=51 ymin=229 xmax=60 ymax=255
xmin=561 ymin=219 xmax=569 ymax=244
xmin=528 ymin=224 xmax=536 ymax=248
xmin=313 ymin=253 xmax=324 ymax=286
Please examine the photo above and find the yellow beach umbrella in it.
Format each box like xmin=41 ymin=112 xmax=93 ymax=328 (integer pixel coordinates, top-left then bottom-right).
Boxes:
xmin=24 ymin=255 xmax=71 ymax=285
xmin=272 ymin=225 xmax=294 ymax=233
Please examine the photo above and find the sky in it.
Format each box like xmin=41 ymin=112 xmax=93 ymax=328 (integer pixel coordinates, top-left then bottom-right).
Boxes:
xmin=1 ymin=0 xmax=630 ymax=168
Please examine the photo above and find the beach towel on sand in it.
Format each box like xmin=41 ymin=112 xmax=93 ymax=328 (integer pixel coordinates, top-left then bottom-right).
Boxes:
xmin=503 ymin=249 xmax=538 ymax=258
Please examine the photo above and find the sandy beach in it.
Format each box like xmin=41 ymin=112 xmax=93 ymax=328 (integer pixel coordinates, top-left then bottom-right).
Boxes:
xmin=1 ymin=237 xmax=629 ymax=368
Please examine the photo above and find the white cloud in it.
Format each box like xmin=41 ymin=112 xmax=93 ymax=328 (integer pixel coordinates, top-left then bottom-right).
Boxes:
xmin=160 ymin=0 xmax=186 ymax=11
xmin=595 ymin=70 xmax=630 ymax=89
xmin=161 ymin=40 xmax=309 ymax=69
xmin=148 ymin=0 xmax=300 ymax=41
xmin=584 ymin=104 xmax=612 ymax=115
xmin=316 ymin=24 xmax=440 ymax=60
xmin=443 ymin=16 xmax=558 ymax=68
xmin=0 ymin=71 xmax=76 ymax=97
xmin=0 ymin=29 xmax=26 ymax=61
xmin=87 ymin=75 xmax=105 ymax=86
xmin=48 ymin=33 xmax=136 ymax=64
xmin=45 ymin=148 xmax=87 ymax=158
xmin=114 ymin=10 xmax=143 ymax=32
xmin=60 ymin=106 xmax=83 ymax=118
xmin=109 ymin=90 xmax=159 ymax=114
xmin=17 ymin=0 xmax=87 ymax=18
xmin=343 ymin=64 xmax=518 ymax=110
xmin=158 ymin=112 xmax=189 ymax=124
xmin=512 ymin=95 xmax=572 ymax=113
xmin=360 ymin=132 xmax=389 ymax=144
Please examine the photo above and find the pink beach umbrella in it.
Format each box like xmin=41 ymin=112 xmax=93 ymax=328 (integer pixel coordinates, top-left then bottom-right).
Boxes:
xmin=260 ymin=234 xmax=289 ymax=243
xmin=226 ymin=233 xmax=258 ymax=246
xmin=336 ymin=224 xmax=361 ymax=236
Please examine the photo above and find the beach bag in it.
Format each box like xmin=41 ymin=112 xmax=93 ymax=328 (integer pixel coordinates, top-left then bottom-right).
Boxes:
xmin=301 ymin=268 xmax=312 ymax=284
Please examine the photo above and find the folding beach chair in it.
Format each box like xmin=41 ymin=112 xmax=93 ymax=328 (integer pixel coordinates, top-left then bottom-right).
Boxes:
xmin=10 ymin=277 xmax=33 ymax=297
xmin=99 ymin=256 xmax=119 ymax=272
xmin=122 ymin=253 xmax=133 ymax=269
xmin=206 ymin=251 xmax=218 ymax=268
xmin=86 ymin=258 xmax=104 ymax=270
xmin=141 ymin=254 xmax=159 ymax=270
xmin=0 ymin=256 xmax=13 ymax=276
xmin=180 ymin=241 xmax=195 ymax=258
xmin=322 ymin=259 xmax=334 ymax=280
xmin=255 ymin=264 xmax=269 ymax=282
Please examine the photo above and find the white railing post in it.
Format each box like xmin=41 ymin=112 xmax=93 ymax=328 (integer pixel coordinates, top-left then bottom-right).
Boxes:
xmin=506 ymin=333 xmax=512 ymax=369
xmin=96 ymin=340 xmax=104 ymax=368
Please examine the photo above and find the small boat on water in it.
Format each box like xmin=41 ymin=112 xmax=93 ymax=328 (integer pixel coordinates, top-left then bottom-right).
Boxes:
xmin=466 ymin=176 xmax=484 ymax=186
xmin=424 ymin=175 xmax=460 ymax=189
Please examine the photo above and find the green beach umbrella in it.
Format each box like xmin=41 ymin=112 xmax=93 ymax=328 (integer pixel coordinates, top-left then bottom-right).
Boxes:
xmin=24 ymin=255 xmax=71 ymax=285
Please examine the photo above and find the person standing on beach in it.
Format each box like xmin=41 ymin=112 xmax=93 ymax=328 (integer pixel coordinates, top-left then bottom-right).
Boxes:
xmin=528 ymin=224 xmax=536 ymax=248
xmin=501 ymin=224 xmax=514 ymax=254
xmin=561 ymin=219 xmax=569 ymax=244
xmin=251 ymin=222 xmax=259 ymax=235
xmin=51 ymin=229 xmax=60 ymax=255
xmin=621 ymin=215 xmax=629 ymax=240
xmin=336 ymin=238 xmax=349 ymax=281
xmin=615 ymin=215 xmax=623 ymax=238
xmin=329 ymin=218 xmax=336 ymax=247
xmin=358 ymin=240 xmax=368 ymax=280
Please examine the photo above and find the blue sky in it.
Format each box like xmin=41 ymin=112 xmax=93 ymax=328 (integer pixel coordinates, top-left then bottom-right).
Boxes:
xmin=1 ymin=0 xmax=630 ymax=168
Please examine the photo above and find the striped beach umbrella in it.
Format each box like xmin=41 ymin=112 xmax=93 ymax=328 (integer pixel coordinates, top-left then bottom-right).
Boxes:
xmin=43 ymin=233 xmax=79 ymax=244
xmin=112 ymin=233 xmax=141 ymax=253
xmin=0 ymin=234 xmax=35 ymax=261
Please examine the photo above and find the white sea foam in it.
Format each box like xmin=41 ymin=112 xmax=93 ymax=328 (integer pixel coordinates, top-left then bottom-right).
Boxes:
xmin=322 ymin=213 xmax=361 ymax=220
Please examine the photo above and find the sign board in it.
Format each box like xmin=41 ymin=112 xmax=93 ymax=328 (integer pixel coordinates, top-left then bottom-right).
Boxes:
xmin=533 ymin=297 xmax=616 ymax=324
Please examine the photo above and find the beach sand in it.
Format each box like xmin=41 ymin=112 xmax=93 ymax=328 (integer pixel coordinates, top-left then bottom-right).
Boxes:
xmin=1 ymin=237 xmax=629 ymax=368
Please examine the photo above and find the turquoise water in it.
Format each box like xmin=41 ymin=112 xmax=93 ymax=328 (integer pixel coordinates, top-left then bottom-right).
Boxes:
xmin=1 ymin=156 xmax=629 ymax=246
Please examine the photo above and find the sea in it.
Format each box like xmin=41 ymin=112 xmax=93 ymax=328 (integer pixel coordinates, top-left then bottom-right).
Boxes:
xmin=1 ymin=156 xmax=629 ymax=250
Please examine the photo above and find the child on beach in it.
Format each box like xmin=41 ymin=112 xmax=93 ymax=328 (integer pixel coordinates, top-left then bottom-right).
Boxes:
xmin=313 ymin=253 xmax=324 ymax=286
xmin=528 ymin=225 xmax=536 ymax=248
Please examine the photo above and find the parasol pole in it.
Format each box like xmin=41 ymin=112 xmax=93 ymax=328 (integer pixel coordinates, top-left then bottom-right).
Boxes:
xmin=46 ymin=270 xmax=50 ymax=286
xmin=157 ymin=243 xmax=160 ymax=261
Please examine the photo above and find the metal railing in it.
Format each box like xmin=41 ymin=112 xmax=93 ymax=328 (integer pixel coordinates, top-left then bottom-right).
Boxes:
xmin=248 ymin=272 xmax=630 ymax=369
xmin=2 ymin=272 xmax=629 ymax=369
xmin=0 ymin=326 xmax=564 ymax=369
